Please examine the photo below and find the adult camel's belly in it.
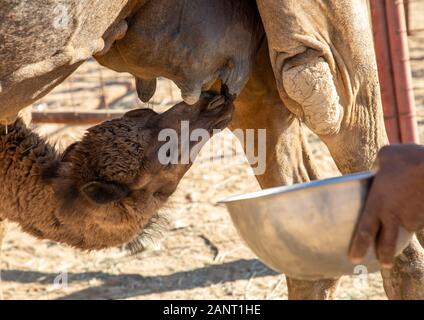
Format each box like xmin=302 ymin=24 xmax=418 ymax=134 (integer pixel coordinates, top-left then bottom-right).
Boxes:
xmin=95 ymin=0 xmax=265 ymax=105
xmin=0 ymin=0 xmax=142 ymax=121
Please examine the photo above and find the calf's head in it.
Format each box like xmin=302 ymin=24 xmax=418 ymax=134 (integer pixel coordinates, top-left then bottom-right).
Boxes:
xmin=45 ymin=91 xmax=233 ymax=250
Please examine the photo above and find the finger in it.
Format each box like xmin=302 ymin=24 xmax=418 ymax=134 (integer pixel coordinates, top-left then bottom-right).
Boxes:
xmin=376 ymin=221 xmax=399 ymax=268
xmin=349 ymin=216 xmax=380 ymax=264
xmin=349 ymin=187 xmax=382 ymax=263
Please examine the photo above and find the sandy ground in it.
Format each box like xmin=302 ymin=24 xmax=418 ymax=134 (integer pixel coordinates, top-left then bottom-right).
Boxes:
xmin=1 ymin=6 xmax=424 ymax=300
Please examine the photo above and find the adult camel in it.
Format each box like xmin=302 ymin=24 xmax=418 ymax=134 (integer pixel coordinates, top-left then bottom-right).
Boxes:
xmin=0 ymin=0 xmax=423 ymax=299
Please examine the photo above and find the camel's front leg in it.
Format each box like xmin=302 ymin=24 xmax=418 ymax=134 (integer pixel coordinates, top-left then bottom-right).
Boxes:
xmin=321 ymin=110 xmax=424 ymax=299
xmin=230 ymin=43 xmax=341 ymax=299
xmin=256 ymin=0 xmax=424 ymax=299
xmin=257 ymin=0 xmax=387 ymax=173
xmin=380 ymin=237 xmax=424 ymax=299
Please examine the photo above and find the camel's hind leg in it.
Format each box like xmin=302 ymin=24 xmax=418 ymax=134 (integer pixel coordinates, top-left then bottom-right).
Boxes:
xmin=380 ymin=236 xmax=424 ymax=299
xmin=255 ymin=0 xmax=423 ymax=298
xmin=230 ymin=43 xmax=341 ymax=299
xmin=311 ymin=89 xmax=424 ymax=301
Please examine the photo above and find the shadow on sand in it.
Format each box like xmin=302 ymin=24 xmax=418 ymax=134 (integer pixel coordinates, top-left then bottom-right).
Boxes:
xmin=1 ymin=258 xmax=277 ymax=299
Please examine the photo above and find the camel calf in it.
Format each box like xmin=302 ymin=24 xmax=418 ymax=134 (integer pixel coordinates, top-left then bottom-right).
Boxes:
xmin=0 ymin=91 xmax=233 ymax=251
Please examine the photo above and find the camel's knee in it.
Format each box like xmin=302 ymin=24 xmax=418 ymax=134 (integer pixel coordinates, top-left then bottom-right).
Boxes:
xmin=277 ymin=49 xmax=387 ymax=174
xmin=281 ymin=52 xmax=343 ymax=136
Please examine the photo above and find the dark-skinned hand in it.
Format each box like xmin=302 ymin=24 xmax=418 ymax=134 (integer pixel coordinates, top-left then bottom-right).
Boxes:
xmin=349 ymin=144 xmax=424 ymax=268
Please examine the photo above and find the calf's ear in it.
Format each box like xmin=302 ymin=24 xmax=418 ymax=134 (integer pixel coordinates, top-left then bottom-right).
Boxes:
xmin=81 ymin=181 xmax=129 ymax=204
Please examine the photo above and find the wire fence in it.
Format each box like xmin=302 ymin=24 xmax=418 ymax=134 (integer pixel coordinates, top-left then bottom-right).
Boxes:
xmin=32 ymin=59 xmax=181 ymax=124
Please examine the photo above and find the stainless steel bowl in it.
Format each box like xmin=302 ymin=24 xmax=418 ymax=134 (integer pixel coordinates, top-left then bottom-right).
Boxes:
xmin=220 ymin=172 xmax=412 ymax=280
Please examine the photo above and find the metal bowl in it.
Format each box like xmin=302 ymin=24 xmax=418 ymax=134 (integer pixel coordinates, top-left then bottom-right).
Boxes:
xmin=220 ymin=172 xmax=412 ymax=280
